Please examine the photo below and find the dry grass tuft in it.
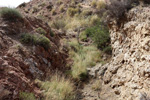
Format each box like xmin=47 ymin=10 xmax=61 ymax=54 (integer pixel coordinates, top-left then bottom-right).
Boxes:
xmin=68 ymin=39 xmax=101 ymax=80
xmin=36 ymin=74 xmax=75 ymax=100
xmin=92 ymin=80 xmax=102 ymax=91
xmin=96 ymin=0 xmax=106 ymax=9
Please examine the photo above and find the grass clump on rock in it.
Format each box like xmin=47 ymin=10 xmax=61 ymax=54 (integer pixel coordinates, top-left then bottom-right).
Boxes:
xmin=91 ymin=0 xmax=97 ymax=8
xmin=0 ymin=7 xmax=23 ymax=21
xmin=96 ymin=0 xmax=106 ymax=9
xmin=36 ymin=75 xmax=75 ymax=100
xmin=92 ymin=80 xmax=102 ymax=91
xmin=20 ymin=33 xmax=50 ymax=49
xmin=36 ymin=27 xmax=47 ymax=35
xmin=51 ymin=19 xmax=66 ymax=30
xmin=19 ymin=92 xmax=36 ymax=100
xmin=67 ymin=7 xmax=80 ymax=17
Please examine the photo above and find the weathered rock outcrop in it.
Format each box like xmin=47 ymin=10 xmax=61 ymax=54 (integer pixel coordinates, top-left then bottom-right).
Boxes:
xmin=89 ymin=6 xmax=150 ymax=100
xmin=104 ymin=6 xmax=150 ymax=100
xmin=0 ymin=17 xmax=66 ymax=99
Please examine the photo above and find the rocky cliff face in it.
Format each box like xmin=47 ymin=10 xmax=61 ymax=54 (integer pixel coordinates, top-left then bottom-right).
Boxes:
xmin=0 ymin=16 xmax=66 ymax=99
xmin=100 ymin=6 xmax=150 ymax=100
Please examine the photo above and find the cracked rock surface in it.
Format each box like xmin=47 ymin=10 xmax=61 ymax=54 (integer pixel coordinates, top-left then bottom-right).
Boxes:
xmin=88 ymin=6 xmax=150 ymax=100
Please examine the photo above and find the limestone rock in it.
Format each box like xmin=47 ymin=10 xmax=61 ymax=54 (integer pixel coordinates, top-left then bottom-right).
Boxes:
xmin=95 ymin=6 xmax=150 ymax=100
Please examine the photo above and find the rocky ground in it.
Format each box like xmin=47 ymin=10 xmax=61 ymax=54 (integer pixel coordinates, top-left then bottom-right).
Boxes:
xmin=1 ymin=0 xmax=150 ymax=100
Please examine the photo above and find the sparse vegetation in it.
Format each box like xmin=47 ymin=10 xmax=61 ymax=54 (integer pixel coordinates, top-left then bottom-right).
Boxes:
xmin=37 ymin=15 xmax=46 ymax=20
xmin=51 ymin=8 xmax=56 ymax=15
xmin=67 ymin=7 xmax=80 ymax=17
xmin=33 ymin=6 xmax=38 ymax=13
xmin=104 ymin=0 xmax=139 ymax=22
xmin=91 ymin=0 xmax=97 ymax=8
xmin=65 ymin=14 xmax=102 ymax=31
xmin=51 ymin=19 xmax=66 ymax=30
xmin=59 ymin=4 xmax=64 ymax=12
xmin=65 ymin=16 xmax=90 ymax=31
xmin=96 ymin=0 xmax=106 ymax=9
xmin=68 ymin=39 xmax=101 ymax=80
xmin=3 ymin=0 xmax=149 ymax=100
xmin=39 ymin=3 xmax=46 ymax=7
xmin=24 ymin=9 xmax=29 ymax=13
xmin=19 ymin=92 xmax=36 ymax=100
xmin=0 ymin=7 xmax=22 ymax=21
xmin=36 ymin=27 xmax=47 ymax=35
xmin=71 ymin=0 xmax=76 ymax=6
xmin=36 ymin=74 xmax=75 ymax=100
xmin=56 ymin=0 xmax=63 ymax=5
xmin=20 ymin=33 xmax=50 ymax=49
xmin=90 ymin=14 xmax=101 ymax=26
xmin=106 ymin=0 xmax=130 ymax=20
xmin=92 ymin=80 xmax=102 ymax=91
xmin=79 ymin=31 xmax=88 ymax=41
xmin=103 ymin=46 xmax=112 ymax=55
xmin=49 ymin=29 xmax=55 ymax=37
xmin=81 ymin=10 xmax=92 ymax=17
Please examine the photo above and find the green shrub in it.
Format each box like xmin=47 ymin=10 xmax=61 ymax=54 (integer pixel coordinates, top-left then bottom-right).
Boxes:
xmin=36 ymin=27 xmax=47 ymax=35
xmin=19 ymin=92 xmax=36 ymax=100
xmin=79 ymin=31 xmax=88 ymax=41
xmin=0 ymin=7 xmax=22 ymax=21
xmin=36 ymin=75 xmax=75 ymax=100
xmin=20 ymin=33 xmax=34 ymax=44
xmin=103 ymin=45 xmax=112 ymax=54
xmin=20 ymin=33 xmax=50 ymax=49
xmin=37 ymin=35 xmax=50 ymax=49
xmin=67 ymin=7 xmax=80 ymax=17
xmin=49 ymin=29 xmax=55 ymax=37
xmin=83 ymin=25 xmax=111 ymax=52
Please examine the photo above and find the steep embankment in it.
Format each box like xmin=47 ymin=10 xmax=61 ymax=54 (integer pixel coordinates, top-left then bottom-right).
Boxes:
xmin=0 ymin=15 xmax=66 ymax=99
xmin=17 ymin=0 xmax=86 ymax=21
xmin=89 ymin=6 xmax=150 ymax=100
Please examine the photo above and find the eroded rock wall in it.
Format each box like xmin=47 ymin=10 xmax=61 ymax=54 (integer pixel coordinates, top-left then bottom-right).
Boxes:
xmin=101 ymin=6 xmax=150 ymax=100
xmin=0 ymin=17 xmax=66 ymax=99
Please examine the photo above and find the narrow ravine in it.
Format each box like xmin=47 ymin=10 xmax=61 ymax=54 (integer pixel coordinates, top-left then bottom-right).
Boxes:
xmin=2 ymin=0 xmax=150 ymax=100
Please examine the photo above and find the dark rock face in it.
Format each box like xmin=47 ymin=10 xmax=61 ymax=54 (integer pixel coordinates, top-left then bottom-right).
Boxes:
xmin=0 ymin=16 xmax=67 ymax=99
